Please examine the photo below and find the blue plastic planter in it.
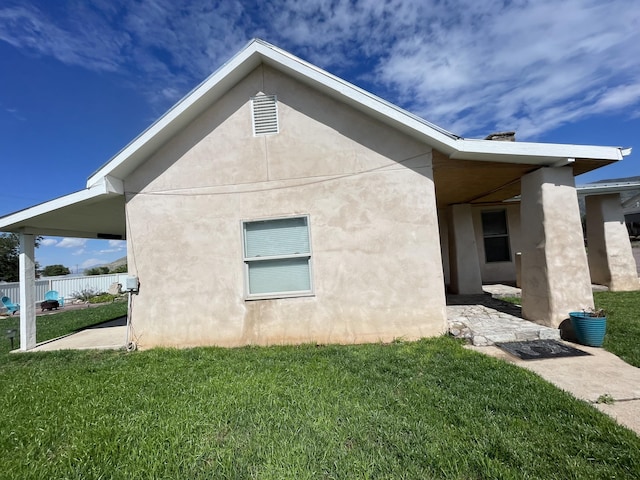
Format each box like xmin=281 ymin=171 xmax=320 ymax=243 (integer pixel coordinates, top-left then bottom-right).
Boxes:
xmin=569 ymin=312 xmax=607 ymax=347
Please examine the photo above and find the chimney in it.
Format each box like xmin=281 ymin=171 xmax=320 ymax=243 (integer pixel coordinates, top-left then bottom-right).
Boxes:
xmin=484 ymin=131 xmax=516 ymax=142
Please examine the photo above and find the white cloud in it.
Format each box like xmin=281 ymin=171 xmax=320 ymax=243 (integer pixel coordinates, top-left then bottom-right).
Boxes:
xmin=56 ymin=238 xmax=87 ymax=248
xmin=371 ymin=0 xmax=640 ymax=138
xmin=0 ymin=5 xmax=128 ymax=73
xmin=1 ymin=0 xmax=639 ymax=138
xmin=40 ymin=238 xmax=57 ymax=247
xmin=81 ymin=258 xmax=103 ymax=269
xmin=108 ymin=239 xmax=126 ymax=248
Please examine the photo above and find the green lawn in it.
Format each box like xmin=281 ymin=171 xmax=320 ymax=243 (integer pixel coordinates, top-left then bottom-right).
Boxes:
xmin=0 ymin=336 xmax=639 ymax=479
xmin=1 ymin=298 xmax=639 ymax=478
xmin=0 ymin=302 xmax=127 ymax=355
xmin=496 ymin=291 xmax=640 ymax=368
xmin=595 ymin=291 xmax=640 ymax=368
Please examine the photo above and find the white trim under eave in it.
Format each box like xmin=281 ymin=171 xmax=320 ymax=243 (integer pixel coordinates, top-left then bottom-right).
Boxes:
xmin=0 ymin=177 xmax=124 ymax=231
xmin=451 ymin=139 xmax=626 ymax=163
xmin=576 ymin=181 xmax=640 ymax=195
xmin=85 ymin=42 xmax=265 ymax=188
xmin=84 ymin=38 xmax=630 ymax=187
xmin=85 ymin=39 xmax=464 ymax=187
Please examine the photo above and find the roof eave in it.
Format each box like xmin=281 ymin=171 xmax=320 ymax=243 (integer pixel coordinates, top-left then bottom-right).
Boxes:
xmin=86 ymin=39 xmax=462 ymax=187
xmin=577 ymin=180 xmax=640 ymax=195
xmin=0 ymin=176 xmax=123 ymax=233
xmin=86 ymin=38 xmax=630 ymax=189
xmin=450 ymin=139 xmax=626 ymax=165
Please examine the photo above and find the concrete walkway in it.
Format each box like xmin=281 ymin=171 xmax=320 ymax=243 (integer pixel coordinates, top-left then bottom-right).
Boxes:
xmin=450 ymin=285 xmax=640 ymax=436
xmin=467 ymin=343 xmax=640 ymax=436
xmin=28 ymin=317 xmax=127 ymax=352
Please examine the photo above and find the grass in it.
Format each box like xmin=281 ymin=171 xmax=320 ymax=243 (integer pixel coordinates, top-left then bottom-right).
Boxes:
xmin=1 ymin=297 xmax=639 ymax=477
xmin=0 ymin=337 xmax=639 ymax=479
xmin=497 ymin=291 xmax=640 ymax=368
xmin=595 ymin=291 xmax=640 ymax=368
xmin=495 ymin=295 xmax=521 ymax=306
xmin=0 ymin=302 xmax=127 ymax=355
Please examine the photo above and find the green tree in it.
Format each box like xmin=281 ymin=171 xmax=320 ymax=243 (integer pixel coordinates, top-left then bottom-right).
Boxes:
xmin=42 ymin=264 xmax=71 ymax=276
xmin=111 ymin=264 xmax=128 ymax=273
xmin=0 ymin=233 xmax=42 ymax=282
xmin=85 ymin=266 xmax=110 ymax=276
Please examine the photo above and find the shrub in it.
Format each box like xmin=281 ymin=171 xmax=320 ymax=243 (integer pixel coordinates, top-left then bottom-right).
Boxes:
xmin=85 ymin=266 xmax=110 ymax=276
xmin=71 ymin=288 xmax=100 ymax=302
xmin=88 ymin=293 xmax=118 ymax=304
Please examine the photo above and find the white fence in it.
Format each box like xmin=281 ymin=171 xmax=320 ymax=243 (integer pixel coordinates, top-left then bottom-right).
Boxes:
xmin=0 ymin=273 xmax=129 ymax=305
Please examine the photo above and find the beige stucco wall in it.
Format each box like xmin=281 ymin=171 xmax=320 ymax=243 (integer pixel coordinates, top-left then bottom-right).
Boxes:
xmin=439 ymin=204 xmax=521 ymax=288
xmin=586 ymin=194 xmax=640 ymax=291
xmin=124 ymin=65 xmax=447 ymax=348
xmin=438 ymin=209 xmax=450 ymax=285
xmin=520 ymin=167 xmax=593 ymax=327
xmin=447 ymin=204 xmax=483 ymax=294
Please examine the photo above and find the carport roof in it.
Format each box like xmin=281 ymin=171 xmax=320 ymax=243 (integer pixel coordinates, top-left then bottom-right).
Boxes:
xmin=0 ymin=38 xmax=632 ymax=236
xmin=0 ymin=176 xmax=125 ymax=239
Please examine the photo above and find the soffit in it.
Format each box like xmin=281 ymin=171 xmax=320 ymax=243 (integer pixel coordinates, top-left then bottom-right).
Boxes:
xmin=433 ymin=150 xmax=617 ymax=207
xmin=0 ymin=194 xmax=125 ymax=239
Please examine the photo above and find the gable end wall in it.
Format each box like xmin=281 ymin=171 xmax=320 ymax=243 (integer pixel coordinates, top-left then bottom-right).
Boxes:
xmin=124 ymin=65 xmax=446 ymax=348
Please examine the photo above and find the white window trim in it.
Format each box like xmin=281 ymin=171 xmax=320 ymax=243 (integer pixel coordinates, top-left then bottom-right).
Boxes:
xmin=241 ymin=215 xmax=314 ymax=301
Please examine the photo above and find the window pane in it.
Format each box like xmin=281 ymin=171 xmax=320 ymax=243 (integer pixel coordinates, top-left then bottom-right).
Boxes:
xmin=481 ymin=211 xmax=508 ymax=236
xmin=484 ymin=237 xmax=511 ymax=262
xmin=245 ymin=217 xmax=310 ymax=258
xmin=248 ymin=258 xmax=311 ymax=294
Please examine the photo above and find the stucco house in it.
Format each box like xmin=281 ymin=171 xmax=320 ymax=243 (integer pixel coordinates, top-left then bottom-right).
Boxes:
xmin=1 ymin=39 xmax=637 ymax=351
xmin=577 ymin=177 xmax=640 ymax=239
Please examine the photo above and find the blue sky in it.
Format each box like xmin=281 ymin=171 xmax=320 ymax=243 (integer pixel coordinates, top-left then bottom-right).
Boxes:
xmin=1 ymin=0 xmax=639 ymax=272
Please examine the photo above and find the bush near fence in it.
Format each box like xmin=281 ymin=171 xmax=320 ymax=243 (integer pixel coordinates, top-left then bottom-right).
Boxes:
xmin=0 ymin=273 xmax=128 ymax=310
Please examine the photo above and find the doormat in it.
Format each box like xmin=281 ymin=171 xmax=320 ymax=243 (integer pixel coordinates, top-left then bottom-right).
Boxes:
xmin=495 ymin=339 xmax=591 ymax=361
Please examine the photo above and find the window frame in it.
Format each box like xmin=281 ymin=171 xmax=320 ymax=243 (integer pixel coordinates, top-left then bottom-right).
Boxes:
xmin=480 ymin=209 xmax=511 ymax=263
xmin=241 ymin=215 xmax=314 ymax=300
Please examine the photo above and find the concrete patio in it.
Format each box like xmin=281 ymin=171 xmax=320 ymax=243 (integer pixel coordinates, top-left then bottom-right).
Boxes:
xmin=27 ymin=316 xmax=127 ymax=352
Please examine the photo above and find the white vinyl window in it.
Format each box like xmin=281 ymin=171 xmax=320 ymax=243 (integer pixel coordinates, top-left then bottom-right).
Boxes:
xmin=243 ymin=216 xmax=313 ymax=299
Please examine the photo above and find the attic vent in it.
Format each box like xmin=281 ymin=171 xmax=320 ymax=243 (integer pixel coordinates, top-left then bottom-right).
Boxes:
xmin=251 ymin=95 xmax=279 ymax=136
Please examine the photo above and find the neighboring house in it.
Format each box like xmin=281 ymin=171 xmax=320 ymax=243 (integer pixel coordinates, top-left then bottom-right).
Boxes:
xmin=577 ymin=177 xmax=640 ymax=238
xmin=1 ymin=39 xmax=638 ymax=351
xmin=626 ymin=196 xmax=640 ymax=237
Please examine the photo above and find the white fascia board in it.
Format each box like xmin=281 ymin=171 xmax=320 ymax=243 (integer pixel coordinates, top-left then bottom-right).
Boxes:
xmin=86 ymin=42 xmax=264 ymax=188
xmin=452 ymin=139 xmax=625 ymax=164
xmin=254 ymin=41 xmax=461 ymax=153
xmin=0 ymin=181 xmax=120 ymax=232
xmin=85 ymin=38 xmax=629 ymax=189
xmin=576 ymin=181 xmax=640 ymax=195
xmin=86 ymin=39 xmax=461 ymax=189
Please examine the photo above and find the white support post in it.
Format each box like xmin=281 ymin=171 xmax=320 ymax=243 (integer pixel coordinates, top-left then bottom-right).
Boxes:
xmin=19 ymin=233 xmax=37 ymax=351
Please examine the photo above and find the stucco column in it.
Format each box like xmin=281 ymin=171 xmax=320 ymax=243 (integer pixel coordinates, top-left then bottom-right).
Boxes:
xmin=447 ymin=204 xmax=483 ymax=294
xmin=520 ymin=167 xmax=593 ymax=327
xmin=586 ymin=193 xmax=639 ymax=291
xmin=19 ymin=233 xmax=37 ymax=351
